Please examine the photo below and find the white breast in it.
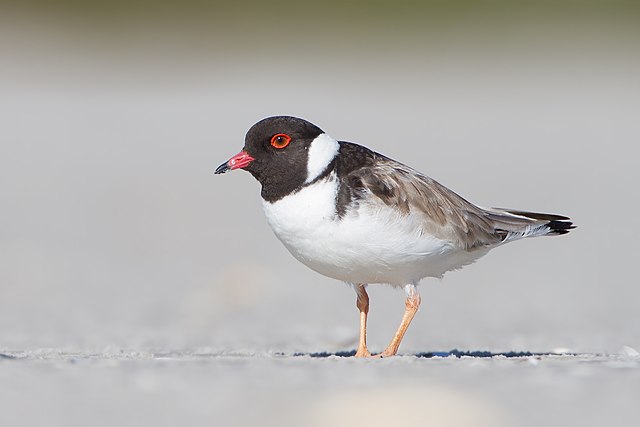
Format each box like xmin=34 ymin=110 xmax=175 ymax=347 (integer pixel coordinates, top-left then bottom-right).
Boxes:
xmin=262 ymin=174 xmax=488 ymax=286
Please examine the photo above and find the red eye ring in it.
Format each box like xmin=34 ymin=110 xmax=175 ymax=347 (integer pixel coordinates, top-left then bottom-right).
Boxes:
xmin=270 ymin=133 xmax=291 ymax=149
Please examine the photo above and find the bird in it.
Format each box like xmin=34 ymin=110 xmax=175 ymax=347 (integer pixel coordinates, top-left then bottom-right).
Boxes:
xmin=214 ymin=116 xmax=574 ymax=358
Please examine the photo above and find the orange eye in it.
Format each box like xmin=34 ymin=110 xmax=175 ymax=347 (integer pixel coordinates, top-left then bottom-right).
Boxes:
xmin=270 ymin=133 xmax=291 ymax=149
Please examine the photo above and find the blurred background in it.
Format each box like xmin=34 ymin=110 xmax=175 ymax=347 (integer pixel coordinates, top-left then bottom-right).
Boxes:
xmin=1 ymin=0 xmax=639 ymax=425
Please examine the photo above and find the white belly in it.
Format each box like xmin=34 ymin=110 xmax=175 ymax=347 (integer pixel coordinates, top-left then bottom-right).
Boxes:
xmin=261 ymin=175 xmax=487 ymax=286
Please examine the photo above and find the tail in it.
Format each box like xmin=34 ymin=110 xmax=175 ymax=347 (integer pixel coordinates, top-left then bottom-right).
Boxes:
xmin=485 ymin=208 xmax=575 ymax=243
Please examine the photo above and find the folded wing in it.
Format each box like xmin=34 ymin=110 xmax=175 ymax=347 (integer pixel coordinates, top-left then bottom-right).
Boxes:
xmin=338 ymin=156 xmax=574 ymax=250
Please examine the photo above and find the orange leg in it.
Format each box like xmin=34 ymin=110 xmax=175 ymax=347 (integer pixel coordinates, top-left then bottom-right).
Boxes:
xmin=354 ymin=284 xmax=371 ymax=358
xmin=378 ymin=284 xmax=421 ymax=357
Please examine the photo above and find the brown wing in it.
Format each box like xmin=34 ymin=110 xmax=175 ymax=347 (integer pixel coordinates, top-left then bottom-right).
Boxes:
xmin=334 ymin=142 xmax=574 ymax=249
xmin=338 ymin=158 xmax=503 ymax=249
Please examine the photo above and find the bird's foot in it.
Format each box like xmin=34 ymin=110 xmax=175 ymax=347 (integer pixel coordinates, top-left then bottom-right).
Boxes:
xmin=372 ymin=347 xmax=398 ymax=358
xmin=354 ymin=349 xmax=397 ymax=358
xmin=354 ymin=347 xmax=372 ymax=358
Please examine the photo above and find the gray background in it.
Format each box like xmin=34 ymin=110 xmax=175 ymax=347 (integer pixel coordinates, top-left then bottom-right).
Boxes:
xmin=1 ymin=1 xmax=639 ymax=426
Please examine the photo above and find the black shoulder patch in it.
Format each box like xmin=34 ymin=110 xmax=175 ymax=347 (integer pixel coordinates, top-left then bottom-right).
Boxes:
xmin=335 ymin=141 xmax=381 ymax=175
xmin=334 ymin=142 xmax=386 ymax=218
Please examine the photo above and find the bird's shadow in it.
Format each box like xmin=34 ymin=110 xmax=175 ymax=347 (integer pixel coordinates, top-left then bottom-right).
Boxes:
xmin=292 ymin=349 xmax=576 ymax=358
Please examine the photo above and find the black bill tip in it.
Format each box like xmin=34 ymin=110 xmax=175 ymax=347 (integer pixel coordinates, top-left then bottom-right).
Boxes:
xmin=214 ymin=162 xmax=231 ymax=174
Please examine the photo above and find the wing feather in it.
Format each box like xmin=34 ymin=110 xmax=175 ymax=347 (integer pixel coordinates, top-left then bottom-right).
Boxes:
xmin=340 ymin=158 xmax=502 ymax=249
xmin=334 ymin=142 xmax=573 ymax=249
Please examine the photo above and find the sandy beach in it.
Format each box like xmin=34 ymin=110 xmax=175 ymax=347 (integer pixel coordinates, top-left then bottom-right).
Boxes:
xmin=1 ymin=2 xmax=639 ymax=425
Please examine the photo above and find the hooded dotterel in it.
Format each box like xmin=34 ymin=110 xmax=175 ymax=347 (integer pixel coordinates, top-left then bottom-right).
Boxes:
xmin=215 ymin=115 xmax=574 ymax=357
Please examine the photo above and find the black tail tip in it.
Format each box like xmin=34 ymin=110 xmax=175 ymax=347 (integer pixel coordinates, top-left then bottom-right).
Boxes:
xmin=547 ymin=219 xmax=576 ymax=235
